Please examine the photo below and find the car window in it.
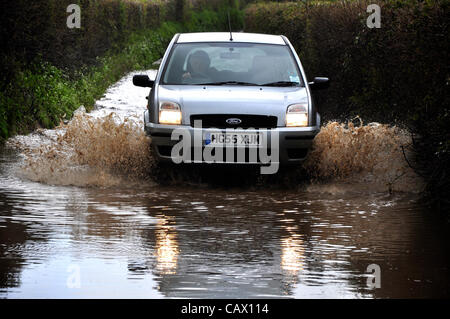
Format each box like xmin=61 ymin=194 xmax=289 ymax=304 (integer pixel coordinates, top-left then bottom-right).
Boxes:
xmin=162 ymin=42 xmax=304 ymax=86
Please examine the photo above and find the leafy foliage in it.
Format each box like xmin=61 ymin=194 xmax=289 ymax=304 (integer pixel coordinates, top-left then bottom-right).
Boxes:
xmin=0 ymin=0 xmax=243 ymax=139
xmin=245 ymin=0 xmax=450 ymax=210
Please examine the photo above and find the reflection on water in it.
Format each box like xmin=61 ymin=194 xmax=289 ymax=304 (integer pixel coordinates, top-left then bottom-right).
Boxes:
xmin=1 ymin=157 xmax=449 ymax=298
xmin=281 ymin=236 xmax=304 ymax=275
xmin=155 ymin=215 xmax=179 ymax=275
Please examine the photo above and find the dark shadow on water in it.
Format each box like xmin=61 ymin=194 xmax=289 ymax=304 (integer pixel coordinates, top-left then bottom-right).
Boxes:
xmin=150 ymin=161 xmax=310 ymax=190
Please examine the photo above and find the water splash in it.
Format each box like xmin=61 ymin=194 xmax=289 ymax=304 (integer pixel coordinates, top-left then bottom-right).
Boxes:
xmin=9 ymin=110 xmax=154 ymax=187
xmin=304 ymin=118 xmax=423 ymax=194
xmin=4 ymin=70 xmax=422 ymax=192
xmin=8 ymin=115 xmax=422 ymax=193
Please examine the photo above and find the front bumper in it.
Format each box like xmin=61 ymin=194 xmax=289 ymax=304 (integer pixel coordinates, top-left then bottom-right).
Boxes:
xmin=144 ymin=111 xmax=320 ymax=165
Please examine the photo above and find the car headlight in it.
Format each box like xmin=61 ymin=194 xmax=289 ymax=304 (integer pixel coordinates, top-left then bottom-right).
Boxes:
xmin=159 ymin=102 xmax=182 ymax=125
xmin=286 ymin=103 xmax=308 ymax=127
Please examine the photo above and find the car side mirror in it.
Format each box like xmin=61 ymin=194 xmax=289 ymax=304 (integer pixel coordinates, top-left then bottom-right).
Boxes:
xmin=308 ymin=77 xmax=330 ymax=90
xmin=133 ymin=75 xmax=154 ymax=87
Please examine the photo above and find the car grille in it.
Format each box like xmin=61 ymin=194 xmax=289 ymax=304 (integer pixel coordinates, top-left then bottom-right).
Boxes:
xmin=190 ymin=114 xmax=278 ymax=129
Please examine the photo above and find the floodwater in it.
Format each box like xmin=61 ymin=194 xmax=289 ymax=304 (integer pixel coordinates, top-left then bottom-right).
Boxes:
xmin=0 ymin=71 xmax=449 ymax=298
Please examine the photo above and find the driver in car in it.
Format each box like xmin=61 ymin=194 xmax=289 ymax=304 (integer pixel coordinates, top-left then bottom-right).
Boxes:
xmin=182 ymin=50 xmax=218 ymax=80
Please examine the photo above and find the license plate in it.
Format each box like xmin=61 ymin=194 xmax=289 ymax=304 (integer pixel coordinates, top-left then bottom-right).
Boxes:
xmin=205 ymin=133 xmax=261 ymax=146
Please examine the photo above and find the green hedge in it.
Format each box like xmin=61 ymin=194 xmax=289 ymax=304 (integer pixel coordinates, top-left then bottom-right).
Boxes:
xmin=245 ymin=0 xmax=450 ymax=210
xmin=0 ymin=0 xmax=246 ymax=78
xmin=0 ymin=1 xmax=172 ymax=79
xmin=0 ymin=21 xmax=182 ymax=136
xmin=0 ymin=0 xmax=244 ymax=139
xmin=245 ymin=0 xmax=449 ymax=121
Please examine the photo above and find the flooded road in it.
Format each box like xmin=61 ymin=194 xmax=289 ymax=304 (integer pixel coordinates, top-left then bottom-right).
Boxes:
xmin=1 ymin=71 xmax=449 ymax=298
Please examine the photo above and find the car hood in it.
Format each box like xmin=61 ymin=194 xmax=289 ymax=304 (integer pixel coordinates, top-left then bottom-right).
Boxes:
xmin=157 ymin=85 xmax=309 ymax=126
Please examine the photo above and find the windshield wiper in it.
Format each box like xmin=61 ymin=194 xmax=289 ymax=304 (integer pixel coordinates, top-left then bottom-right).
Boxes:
xmin=197 ymin=81 xmax=258 ymax=86
xmin=196 ymin=81 xmax=300 ymax=87
xmin=261 ymin=81 xmax=300 ymax=87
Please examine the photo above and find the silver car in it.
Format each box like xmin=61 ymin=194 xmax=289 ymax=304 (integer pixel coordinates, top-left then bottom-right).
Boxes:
xmin=133 ymin=32 xmax=329 ymax=166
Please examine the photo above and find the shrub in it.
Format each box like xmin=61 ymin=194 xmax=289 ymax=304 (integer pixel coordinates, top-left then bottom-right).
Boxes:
xmin=244 ymin=0 xmax=450 ymax=211
xmin=0 ymin=0 xmax=244 ymax=139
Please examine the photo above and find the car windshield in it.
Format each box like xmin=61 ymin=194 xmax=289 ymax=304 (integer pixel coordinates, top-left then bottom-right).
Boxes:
xmin=162 ymin=42 xmax=304 ymax=86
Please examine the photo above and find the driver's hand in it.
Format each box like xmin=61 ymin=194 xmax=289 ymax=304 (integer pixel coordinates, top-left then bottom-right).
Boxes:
xmin=182 ymin=72 xmax=192 ymax=79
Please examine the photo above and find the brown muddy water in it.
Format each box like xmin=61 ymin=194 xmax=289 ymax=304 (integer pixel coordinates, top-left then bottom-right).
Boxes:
xmin=0 ymin=71 xmax=449 ymax=298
